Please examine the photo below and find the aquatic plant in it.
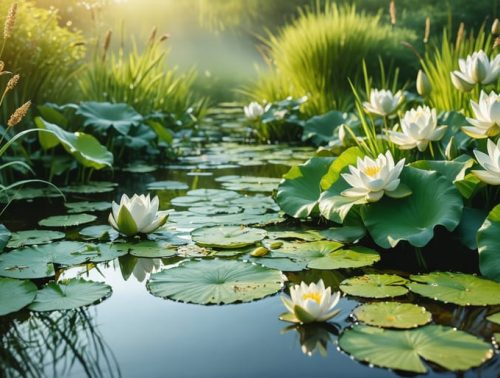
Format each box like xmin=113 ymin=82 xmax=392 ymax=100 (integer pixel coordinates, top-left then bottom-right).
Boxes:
xmin=463 ymin=90 xmax=500 ymax=138
xmin=472 ymin=139 xmax=500 ymax=185
xmin=363 ymin=89 xmax=404 ymax=117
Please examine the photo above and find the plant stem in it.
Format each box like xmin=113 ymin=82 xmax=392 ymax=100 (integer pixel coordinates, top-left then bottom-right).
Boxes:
xmin=414 ymin=247 xmax=428 ymax=271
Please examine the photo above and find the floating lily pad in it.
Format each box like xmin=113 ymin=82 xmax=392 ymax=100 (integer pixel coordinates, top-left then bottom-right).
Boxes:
xmin=0 ymin=278 xmax=37 ymax=316
xmin=353 ymin=302 xmax=432 ymax=329
xmin=340 ymin=274 xmax=409 ymax=298
xmin=477 ymin=204 xmax=500 ymax=282
xmin=487 ymin=313 xmax=500 ymax=325
xmin=247 ymin=257 xmax=307 ymax=272
xmin=146 ymin=180 xmax=189 ymax=191
xmin=338 ymin=325 xmax=493 ymax=373
xmin=270 ymin=240 xmax=343 ymax=261
xmin=147 ymin=259 xmax=283 ymax=304
xmin=65 ymin=201 xmax=112 ymax=214
xmin=112 ymin=241 xmax=178 ymax=258
xmin=29 ymin=278 xmax=112 ymax=311
xmin=407 ymin=272 xmax=500 ymax=306
xmin=79 ymin=225 xmax=119 ymax=241
xmin=171 ymin=189 xmax=240 ymax=207
xmin=266 ymin=229 xmax=325 ymax=242
xmin=191 ymin=226 xmax=267 ymax=249
xmin=188 ymin=205 xmax=242 ymax=216
xmin=122 ymin=163 xmax=157 ymax=173
xmin=39 ymin=213 xmax=97 ymax=228
xmin=215 ymin=176 xmax=280 ymax=192
xmin=307 ymin=246 xmax=380 ymax=270
xmin=61 ymin=182 xmax=117 ymax=194
xmin=6 ymin=230 xmax=65 ymax=248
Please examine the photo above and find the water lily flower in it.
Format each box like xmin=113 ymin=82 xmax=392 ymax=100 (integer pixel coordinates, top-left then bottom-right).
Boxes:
xmin=463 ymin=91 xmax=500 ymax=138
xmin=389 ymin=106 xmax=447 ymax=151
xmin=280 ymin=280 xmax=341 ymax=324
xmin=341 ymin=151 xmax=407 ymax=203
xmin=363 ymin=89 xmax=404 ymax=116
xmin=450 ymin=51 xmax=500 ymax=91
xmin=108 ymin=194 xmax=168 ymax=236
xmin=244 ymin=101 xmax=264 ymax=120
xmin=472 ymin=138 xmax=500 ymax=185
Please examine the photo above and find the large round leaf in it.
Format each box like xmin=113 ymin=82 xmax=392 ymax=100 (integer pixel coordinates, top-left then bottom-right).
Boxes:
xmin=147 ymin=259 xmax=283 ymax=304
xmin=65 ymin=201 xmax=112 ymax=214
xmin=77 ymin=101 xmax=143 ymax=135
xmin=353 ymin=302 xmax=431 ymax=329
xmin=0 ymin=278 xmax=37 ymax=315
xmin=477 ymin=204 xmax=500 ymax=282
xmin=307 ymin=246 xmax=380 ymax=270
xmin=29 ymin=278 xmax=112 ymax=311
xmin=363 ymin=167 xmax=463 ymax=248
xmin=38 ymin=213 xmax=97 ymax=228
xmin=338 ymin=325 xmax=493 ymax=373
xmin=7 ymin=230 xmax=65 ymax=248
xmin=340 ymin=274 xmax=409 ymax=298
xmin=407 ymin=272 xmax=500 ymax=306
xmin=191 ymin=226 xmax=267 ymax=249
xmin=275 ymin=157 xmax=334 ymax=218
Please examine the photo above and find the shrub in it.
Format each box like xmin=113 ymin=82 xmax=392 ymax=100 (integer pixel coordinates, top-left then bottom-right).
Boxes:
xmin=247 ymin=3 xmax=417 ymax=116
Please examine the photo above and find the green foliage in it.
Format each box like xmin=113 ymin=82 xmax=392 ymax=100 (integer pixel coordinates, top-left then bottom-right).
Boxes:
xmin=248 ymin=3 xmax=416 ymax=115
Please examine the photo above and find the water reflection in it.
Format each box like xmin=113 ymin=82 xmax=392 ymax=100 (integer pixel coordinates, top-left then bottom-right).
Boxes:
xmin=0 ymin=308 xmax=120 ymax=378
xmin=282 ymin=322 xmax=340 ymax=357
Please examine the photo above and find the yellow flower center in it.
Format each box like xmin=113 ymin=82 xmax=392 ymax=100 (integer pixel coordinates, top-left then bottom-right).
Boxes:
xmin=302 ymin=292 xmax=322 ymax=304
xmin=364 ymin=165 xmax=381 ymax=177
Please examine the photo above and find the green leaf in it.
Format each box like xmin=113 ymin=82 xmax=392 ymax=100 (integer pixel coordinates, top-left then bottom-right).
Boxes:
xmin=38 ymin=213 xmax=97 ymax=228
xmin=36 ymin=117 xmax=113 ymax=169
xmin=318 ymin=177 xmax=363 ymax=223
xmin=29 ymin=278 xmax=112 ymax=311
xmin=408 ymin=272 xmax=500 ymax=306
xmin=7 ymin=230 xmax=65 ymax=248
xmin=146 ymin=180 xmax=189 ymax=191
xmin=454 ymin=207 xmax=488 ymax=250
xmin=77 ymin=101 xmax=143 ymax=135
xmin=307 ymin=246 xmax=380 ymax=270
xmin=302 ymin=111 xmax=358 ymax=146
xmin=116 ymin=206 xmax=138 ymax=236
xmin=487 ymin=312 xmax=500 ymax=325
xmin=320 ymin=225 xmax=366 ymax=243
xmin=79 ymin=225 xmax=119 ymax=241
xmin=363 ymin=167 xmax=463 ymax=248
xmin=338 ymin=325 xmax=493 ymax=373
xmin=340 ymin=274 xmax=409 ymax=298
xmin=276 ymin=157 xmax=334 ymax=218
xmin=64 ymin=201 xmax=112 ymax=214
xmin=320 ymin=147 xmax=364 ymax=190
xmin=410 ymin=157 xmax=474 ymax=183
xmin=0 ymin=225 xmax=11 ymax=252
xmin=191 ymin=226 xmax=267 ymax=249
xmin=0 ymin=278 xmax=37 ymax=315
xmin=147 ymin=120 xmax=174 ymax=144
xmin=477 ymin=204 xmax=500 ymax=282
xmin=147 ymin=259 xmax=284 ymax=304
xmin=353 ymin=302 xmax=432 ymax=329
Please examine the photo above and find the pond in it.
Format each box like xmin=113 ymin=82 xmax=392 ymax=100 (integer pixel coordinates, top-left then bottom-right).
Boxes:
xmin=1 ymin=105 xmax=499 ymax=378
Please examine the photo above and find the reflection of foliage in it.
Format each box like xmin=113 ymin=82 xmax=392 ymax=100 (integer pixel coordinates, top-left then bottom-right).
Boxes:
xmin=282 ymin=322 xmax=339 ymax=357
xmin=0 ymin=309 xmax=120 ymax=378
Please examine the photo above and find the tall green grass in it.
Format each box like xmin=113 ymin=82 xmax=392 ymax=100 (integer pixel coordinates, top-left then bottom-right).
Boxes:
xmin=247 ymin=2 xmax=416 ymax=116
xmin=79 ymin=32 xmax=199 ymax=116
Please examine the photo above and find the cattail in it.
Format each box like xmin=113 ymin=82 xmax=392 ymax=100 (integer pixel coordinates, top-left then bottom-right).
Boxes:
xmin=159 ymin=33 xmax=170 ymax=42
xmin=3 ymin=3 xmax=17 ymax=40
xmin=389 ymin=1 xmax=396 ymax=27
xmin=148 ymin=26 xmax=157 ymax=44
xmin=492 ymin=19 xmax=500 ymax=36
xmin=7 ymin=100 xmax=30 ymax=128
xmin=6 ymin=73 xmax=19 ymax=91
xmin=455 ymin=22 xmax=465 ymax=49
xmin=423 ymin=17 xmax=431 ymax=44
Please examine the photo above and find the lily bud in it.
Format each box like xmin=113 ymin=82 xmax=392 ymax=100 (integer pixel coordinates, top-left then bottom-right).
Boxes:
xmin=416 ymin=70 xmax=431 ymax=96
xmin=445 ymin=136 xmax=457 ymax=161
xmin=492 ymin=19 xmax=500 ymax=36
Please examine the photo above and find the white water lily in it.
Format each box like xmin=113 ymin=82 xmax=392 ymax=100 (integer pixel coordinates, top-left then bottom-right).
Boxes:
xmin=363 ymin=89 xmax=404 ymax=116
xmin=464 ymin=91 xmax=500 ymax=139
xmin=280 ymin=280 xmax=341 ymax=324
xmin=472 ymin=139 xmax=500 ymax=185
xmin=244 ymin=101 xmax=265 ymax=120
xmin=108 ymin=194 xmax=168 ymax=236
xmin=133 ymin=258 xmax=161 ymax=282
xmin=389 ymin=106 xmax=447 ymax=151
xmin=450 ymin=51 xmax=500 ymax=91
xmin=341 ymin=151 xmax=407 ymax=203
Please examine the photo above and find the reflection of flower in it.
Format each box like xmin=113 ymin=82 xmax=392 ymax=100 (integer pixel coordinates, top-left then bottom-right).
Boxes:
xmin=363 ymin=89 xmax=403 ymax=116
xmin=244 ymin=102 xmax=264 ymax=120
xmin=280 ymin=280 xmax=340 ymax=324
xmin=108 ymin=194 xmax=168 ymax=236
xmin=450 ymin=51 xmax=500 ymax=91
xmin=389 ymin=106 xmax=447 ymax=151
xmin=463 ymin=91 xmax=500 ymax=139
xmin=472 ymin=139 xmax=500 ymax=185
xmin=341 ymin=151 xmax=406 ymax=203
xmin=133 ymin=258 xmax=161 ymax=282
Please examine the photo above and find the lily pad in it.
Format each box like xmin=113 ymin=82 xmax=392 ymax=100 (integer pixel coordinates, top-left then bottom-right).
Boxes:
xmin=353 ymin=302 xmax=432 ymax=329
xmin=65 ymin=201 xmax=112 ymax=214
xmin=266 ymin=229 xmax=325 ymax=242
xmin=29 ymin=278 xmax=112 ymax=311
xmin=215 ymin=176 xmax=280 ymax=192
xmin=61 ymin=181 xmax=117 ymax=194
xmin=247 ymin=256 xmax=308 ymax=272
xmin=38 ymin=213 xmax=97 ymax=228
xmin=79 ymin=225 xmax=119 ymax=241
xmin=276 ymin=157 xmax=334 ymax=218
xmin=340 ymin=274 xmax=409 ymax=298
xmin=146 ymin=181 xmax=189 ymax=191
xmin=191 ymin=226 xmax=267 ymax=249
xmin=6 ymin=230 xmax=65 ymax=248
xmin=77 ymin=101 xmax=143 ymax=135
xmin=0 ymin=278 xmax=37 ymax=315
xmin=147 ymin=259 xmax=283 ymax=304
xmin=171 ymin=189 xmax=240 ymax=207
xmin=407 ymin=272 xmax=500 ymax=306
xmin=362 ymin=167 xmax=463 ymax=248
xmin=112 ymin=241 xmax=178 ymax=258
xmin=307 ymin=246 xmax=380 ymax=270
xmin=338 ymin=325 xmax=493 ymax=373
xmin=477 ymin=204 xmax=500 ymax=282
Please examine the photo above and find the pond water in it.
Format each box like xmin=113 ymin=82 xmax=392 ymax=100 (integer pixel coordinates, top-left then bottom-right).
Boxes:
xmin=1 ymin=107 xmax=499 ymax=377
